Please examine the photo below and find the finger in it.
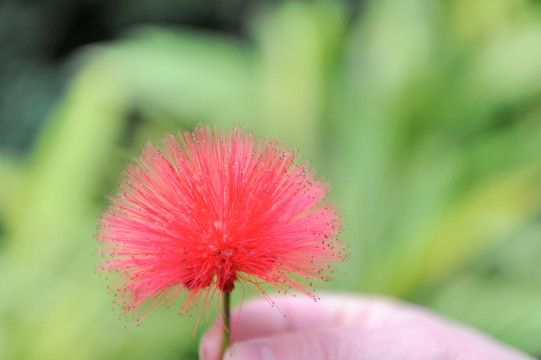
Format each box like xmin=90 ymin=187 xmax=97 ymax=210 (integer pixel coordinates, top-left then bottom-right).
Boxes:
xmin=225 ymin=323 xmax=534 ymax=360
xmin=229 ymin=293 xmax=415 ymax=341
xmin=199 ymin=321 xmax=224 ymax=360
xmin=199 ymin=293 xmax=534 ymax=360
xmin=225 ymin=326 xmax=442 ymax=360
xmin=199 ymin=293 xmax=414 ymax=360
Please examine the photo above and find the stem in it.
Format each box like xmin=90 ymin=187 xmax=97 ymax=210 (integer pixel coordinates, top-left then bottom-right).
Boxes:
xmin=221 ymin=291 xmax=231 ymax=358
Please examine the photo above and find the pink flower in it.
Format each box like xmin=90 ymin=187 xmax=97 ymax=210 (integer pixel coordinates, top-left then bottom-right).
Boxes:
xmin=97 ymin=126 xmax=345 ymax=325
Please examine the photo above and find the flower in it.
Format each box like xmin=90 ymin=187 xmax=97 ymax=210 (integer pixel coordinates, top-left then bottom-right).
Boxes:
xmin=97 ymin=125 xmax=345 ymax=325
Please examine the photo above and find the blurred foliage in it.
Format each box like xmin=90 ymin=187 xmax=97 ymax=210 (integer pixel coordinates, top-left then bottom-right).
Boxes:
xmin=2 ymin=0 xmax=541 ymax=359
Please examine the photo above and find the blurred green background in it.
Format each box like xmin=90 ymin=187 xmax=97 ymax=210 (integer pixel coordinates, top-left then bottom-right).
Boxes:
xmin=2 ymin=0 xmax=541 ymax=358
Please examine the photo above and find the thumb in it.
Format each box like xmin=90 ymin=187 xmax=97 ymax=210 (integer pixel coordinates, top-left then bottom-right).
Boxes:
xmin=224 ymin=327 xmax=366 ymax=360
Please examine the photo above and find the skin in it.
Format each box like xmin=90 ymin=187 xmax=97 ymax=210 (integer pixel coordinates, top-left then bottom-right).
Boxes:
xmin=199 ymin=293 xmax=534 ymax=360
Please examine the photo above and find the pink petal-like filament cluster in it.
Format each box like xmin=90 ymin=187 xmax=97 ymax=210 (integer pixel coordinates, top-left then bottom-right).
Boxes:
xmin=97 ymin=126 xmax=345 ymax=325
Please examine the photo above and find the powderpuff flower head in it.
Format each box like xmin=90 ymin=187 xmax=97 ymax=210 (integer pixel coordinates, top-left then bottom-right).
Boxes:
xmin=97 ymin=125 xmax=345 ymax=328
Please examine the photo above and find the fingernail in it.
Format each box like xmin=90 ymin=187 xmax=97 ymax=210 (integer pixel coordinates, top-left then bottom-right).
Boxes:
xmin=225 ymin=342 xmax=273 ymax=360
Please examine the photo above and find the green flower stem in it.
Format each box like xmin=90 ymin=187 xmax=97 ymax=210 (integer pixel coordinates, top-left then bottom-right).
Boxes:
xmin=222 ymin=291 xmax=231 ymax=357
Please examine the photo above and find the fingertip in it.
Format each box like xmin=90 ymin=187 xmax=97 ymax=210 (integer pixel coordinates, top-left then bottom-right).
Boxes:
xmin=199 ymin=323 xmax=223 ymax=360
xmin=225 ymin=342 xmax=272 ymax=360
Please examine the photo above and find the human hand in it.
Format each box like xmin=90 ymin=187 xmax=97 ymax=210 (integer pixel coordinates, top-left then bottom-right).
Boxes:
xmin=199 ymin=293 xmax=534 ymax=360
